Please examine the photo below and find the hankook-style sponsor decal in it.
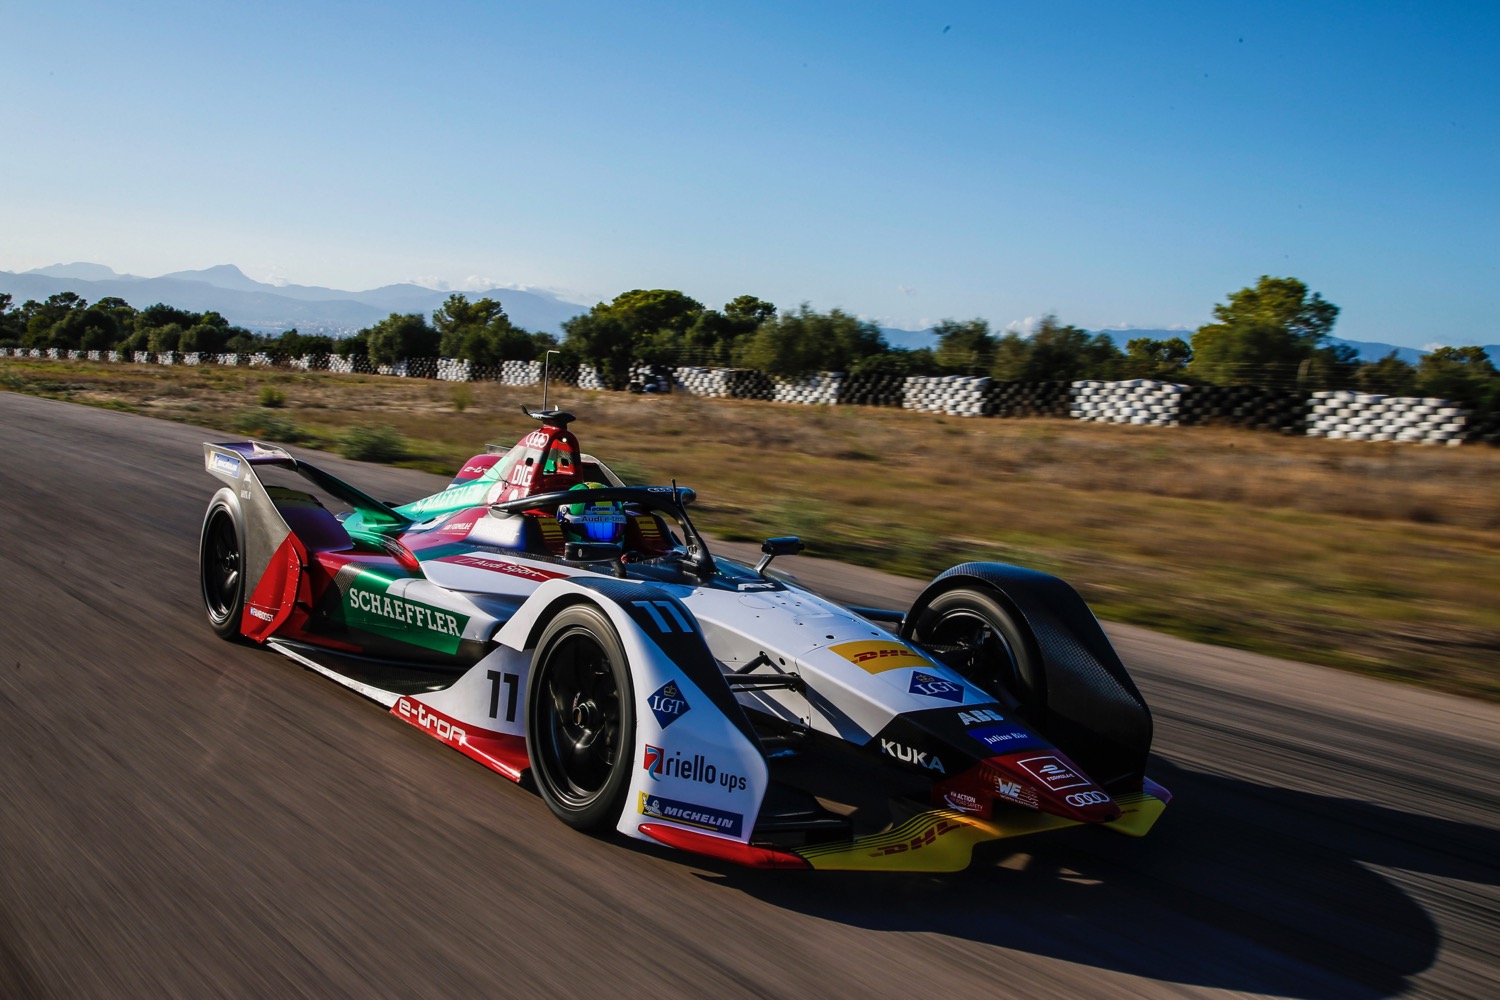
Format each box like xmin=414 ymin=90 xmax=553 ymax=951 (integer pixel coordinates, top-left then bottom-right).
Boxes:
xmin=968 ymin=724 xmax=1044 ymax=753
xmin=637 ymin=792 xmax=744 ymax=837
xmin=210 ymin=452 xmax=242 ymax=478
xmin=648 ymin=681 xmax=691 ymax=729
xmin=829 ymin=639 xmax=933 ymax=673
xmin=1015 ymin=754 xmax=1092 ymax=792
xmin=908 ymin=670 xmax=964 ymax=702
xmin=642 ymin=745 xmax=748 ymax=792
xmin=436 ymin=553 xmax=568 ymax=582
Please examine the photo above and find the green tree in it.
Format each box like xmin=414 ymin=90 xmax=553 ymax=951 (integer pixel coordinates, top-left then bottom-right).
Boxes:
xmin=1188 ymin=276 xmax=1340 ymax=386
xmin=562 ymin=289 xmax=706 ymax=387
xmin=433 ymin=294 xmax=506 ymax=354
xmin=733 ymin=304 xmax=886 ymax=375
xmin=677 ymin=296 xmax=777 ymax=365
xmin=989 ymin=332 xmax=1033 ymax=381
xmin=851 ymin=348 xmax=936 ymax=377
xmin=335 ymin=329 xmax=371 ymax=358
xmin=136 ymin=302 xmax=199 ymax=333
xmin=22 ymin=292 xmax=87 ymax=348
xmin=1417 ymin=346 xmax=1499 ymax=412
xmin=0 ymin=293 xmax=19 ymax=344
xmin=1354 ymin=351 xmax=1419 ymax=396
xmin=1014 ymin=315 xmax=1122 ymax=381
xmin=1123 ymin=336 xmax=1192 ymax=379
xmin=364 ymin=313 xmax=439 ymax=366
xmin=55 ymin=302 xmax=124 ymax=351
xmin=147 ymin=323 xmax=185 ymax=354
xmin=724 ymin=295 xmax=777 ymax=326
xmin=933 ymin=318 xmax=995 ymax=373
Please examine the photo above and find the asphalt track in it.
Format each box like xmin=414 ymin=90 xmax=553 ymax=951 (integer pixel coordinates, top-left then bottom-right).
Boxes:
xmin=1 ymin=390 xmax=1497 ymax=999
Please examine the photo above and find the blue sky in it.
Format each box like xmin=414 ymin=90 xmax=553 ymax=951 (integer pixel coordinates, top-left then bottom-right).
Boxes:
xmin=3 ymin=1 xmax=1495 ymax=348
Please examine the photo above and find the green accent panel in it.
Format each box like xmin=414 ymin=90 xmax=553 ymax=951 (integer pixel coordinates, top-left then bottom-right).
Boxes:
xmin=343 ymin=568 xmax=470 ymax=655
xmin=396 ymin=480 xmax=493 ymax=521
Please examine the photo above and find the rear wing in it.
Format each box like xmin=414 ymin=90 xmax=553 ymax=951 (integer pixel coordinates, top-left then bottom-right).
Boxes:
xmin=203 ymin=441 xmax=410 ymax=531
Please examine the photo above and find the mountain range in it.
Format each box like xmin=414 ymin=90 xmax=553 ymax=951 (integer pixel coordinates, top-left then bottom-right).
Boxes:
xmin=0 ymin=263 xmax=587 ymax=335
xmin=3 ymin=263 xmax=1488 ymax=362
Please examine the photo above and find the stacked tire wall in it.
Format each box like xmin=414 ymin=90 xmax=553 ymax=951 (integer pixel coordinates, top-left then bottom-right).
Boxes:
xmin=1306 ymin=391 xmax=1467 ymax=445
xmin=2 ymin=347 xmax=1492 ymax=446
xmin=1071 ymin=379 xmax=1184 ymax=426
xmin=1176 ymin=385 xmax=1308 ymax=434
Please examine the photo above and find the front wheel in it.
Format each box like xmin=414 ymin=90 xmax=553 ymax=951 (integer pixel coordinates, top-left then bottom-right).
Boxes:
xmin=526 ymin=604 xmax=636 ymax=831
xmin=199 ymin=491 xmax=246 ymax=641
xmin=908 ymin=587 xmax=1046 ymax=719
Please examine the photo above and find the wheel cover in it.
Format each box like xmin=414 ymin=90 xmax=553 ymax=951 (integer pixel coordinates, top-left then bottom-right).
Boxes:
xmin=926 ymin=607 xmax=1021 ymax=695
xmin=202 ymin=510 xmax=241 ymax=621
xmin=538 ymin=631 xmax=623 ymax=807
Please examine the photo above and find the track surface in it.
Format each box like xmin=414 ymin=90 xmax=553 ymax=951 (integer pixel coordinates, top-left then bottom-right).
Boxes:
xmin=1 ymin=391 xmax=1497 ymax=999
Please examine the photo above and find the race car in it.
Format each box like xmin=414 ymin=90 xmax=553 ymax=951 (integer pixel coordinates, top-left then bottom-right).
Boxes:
xmin=199 ymin=406 xmax=1169 ymax=871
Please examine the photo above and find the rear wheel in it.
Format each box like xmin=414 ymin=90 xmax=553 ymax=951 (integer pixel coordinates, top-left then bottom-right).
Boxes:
xmin=909 ymin=587 xmax=1045 ymax=718
xmin=526 ymin=605 xmax=636 ymax=831
xmin=199 ymin=491 xmax=246 ymax=640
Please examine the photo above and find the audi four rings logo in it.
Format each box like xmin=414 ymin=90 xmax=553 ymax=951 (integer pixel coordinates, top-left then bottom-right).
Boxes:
xmin=1065 ymin=791 xmax=1111 ymax=807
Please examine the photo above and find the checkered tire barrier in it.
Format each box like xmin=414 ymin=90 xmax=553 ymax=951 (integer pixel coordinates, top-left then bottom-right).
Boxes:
xmin=1307 ymin=391 xmax=1468 ymax=445
xmin=6 ymin=350 xmax=1491 ymax=446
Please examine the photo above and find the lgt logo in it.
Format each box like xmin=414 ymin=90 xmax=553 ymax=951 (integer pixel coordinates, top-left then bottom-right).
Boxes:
xmin=908 ymin=671 xmax=963 ymax=703
xmin=648 ymin=681 xmax=691 ymax=729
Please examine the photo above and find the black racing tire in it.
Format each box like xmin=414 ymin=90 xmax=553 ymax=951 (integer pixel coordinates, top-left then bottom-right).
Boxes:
xmin=526 ymin=604 xmax=636 ymax=831
xmin=199 ymin=489 xmax=247 ymax=641
xmin=909 ymin=587 xmax=1046 ymax=719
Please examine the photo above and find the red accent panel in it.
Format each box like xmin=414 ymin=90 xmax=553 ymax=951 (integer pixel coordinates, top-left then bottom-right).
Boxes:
xmin=638 ymin=824 xmax=811 ymax=869
xmin=389 ymin=697 xmax=529 ymax=782
xmin=433 ymin=553 xmax=569 ymax=582
xmin=241 ymin=533 xmax=306 ymax=642
xmin=985 ymin=750 xmax=1121 ymax=823
xmin=451 ymin=454 xmax=503 ymax=485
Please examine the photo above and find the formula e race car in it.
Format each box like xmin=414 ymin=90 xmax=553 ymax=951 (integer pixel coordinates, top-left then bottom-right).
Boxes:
xmin=199 ymin=407 xmax=1169 ymax=871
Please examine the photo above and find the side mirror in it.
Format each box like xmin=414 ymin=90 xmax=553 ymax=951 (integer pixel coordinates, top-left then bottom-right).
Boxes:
xmin=755 ymin=536 xmax=804 ymax=576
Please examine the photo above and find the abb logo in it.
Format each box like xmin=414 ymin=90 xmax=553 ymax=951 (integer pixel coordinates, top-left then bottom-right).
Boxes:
xmin=867 ymin=818 xmax=963 ymax=857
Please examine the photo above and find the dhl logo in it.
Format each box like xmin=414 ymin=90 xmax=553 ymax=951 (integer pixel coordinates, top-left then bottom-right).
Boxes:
xmin=866 ymin=818 xmax=964 ymax=857
xmin=828 ymin=639 xmax=933 ymax=673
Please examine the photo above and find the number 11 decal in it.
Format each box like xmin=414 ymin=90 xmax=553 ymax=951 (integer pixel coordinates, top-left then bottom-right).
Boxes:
xmin=486 ymin=670 xmax=519 ymax=722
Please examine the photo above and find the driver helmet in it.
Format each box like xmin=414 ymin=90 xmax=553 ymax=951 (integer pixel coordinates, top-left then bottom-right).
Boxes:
xmin=557 ymin=482 xmax=626 ymax=545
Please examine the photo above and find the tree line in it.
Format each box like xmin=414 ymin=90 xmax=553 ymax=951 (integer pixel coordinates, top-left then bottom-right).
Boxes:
xmin=3 ymin=276 xmax=1495 ymax=411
